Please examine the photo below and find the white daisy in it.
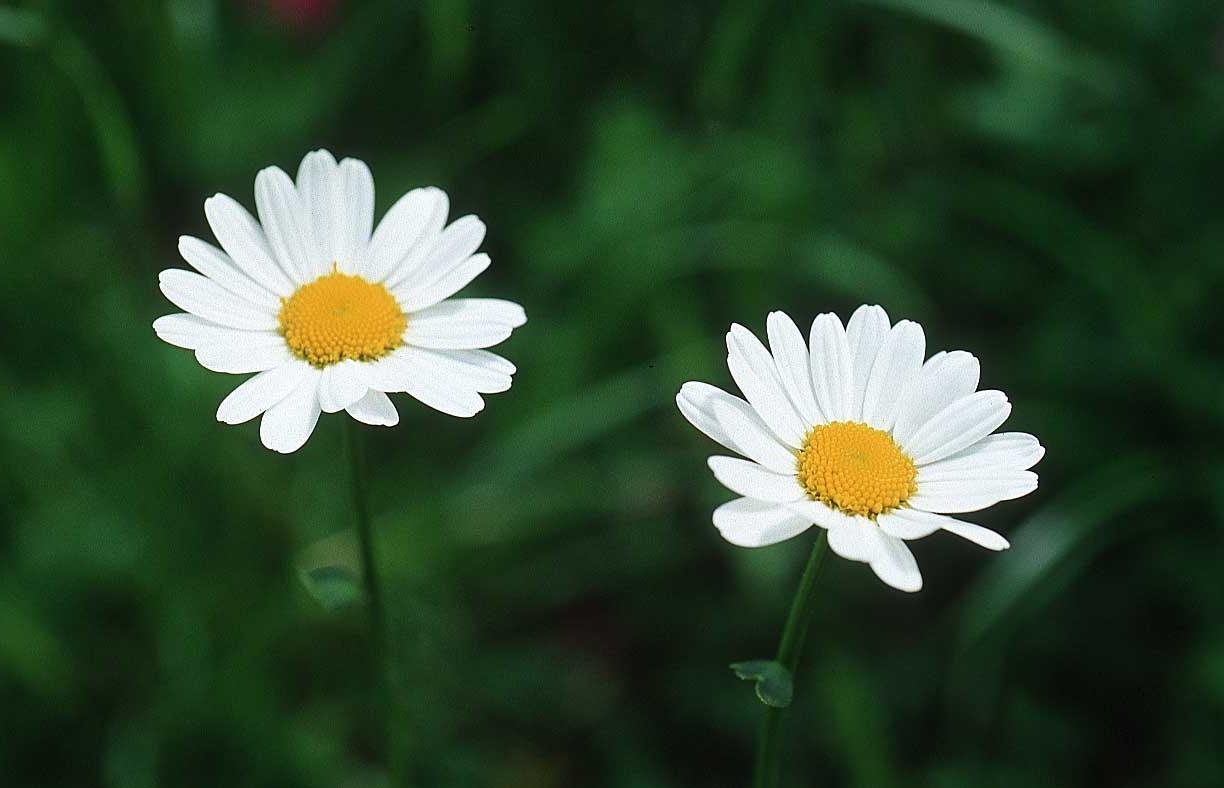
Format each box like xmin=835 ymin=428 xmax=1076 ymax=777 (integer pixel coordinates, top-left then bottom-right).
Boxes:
xmin=154 ymin=149 xmax=526 ymax=453
xmin=676 ymin=305 xmax=1042 ymax=592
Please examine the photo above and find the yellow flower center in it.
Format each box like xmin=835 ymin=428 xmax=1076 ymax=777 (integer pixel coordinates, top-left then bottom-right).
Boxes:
xmin=796 ymin=421 xmax=917 ymax=518
xmin=278 ymin=268 xmax=406 ymax=368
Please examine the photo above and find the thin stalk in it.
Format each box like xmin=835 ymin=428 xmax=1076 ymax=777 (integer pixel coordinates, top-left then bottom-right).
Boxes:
xmin=753 ymin=531 xmax=829 ymax=788
xmin=346 ymin=420 xmax=412 ymax=784
xmin=344 ymin=419 xmax=393 ymax=773
xmin=344 ymin=419 xmax=383 ymax=643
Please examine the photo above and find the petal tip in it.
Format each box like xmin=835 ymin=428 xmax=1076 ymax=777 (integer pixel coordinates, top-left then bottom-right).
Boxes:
xmin=676 ymin=381 xmax=701 ymax=398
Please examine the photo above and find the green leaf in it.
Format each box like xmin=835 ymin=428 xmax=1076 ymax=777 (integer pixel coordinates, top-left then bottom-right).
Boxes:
xmin=0 ymin=8 xmax=46 ymax=47
xmin=730 ymin=659 xmax=794 ymax=708
xmin=296 ymin=530 xmax=364 ymax=611
xmin=956 ymin=454 xmax=1173 ymax=651
xmin=47 ymin=33 xmax=147 ymax=223
xmin=297 ymin=565 xmax=363 ymax=612
xmin=857 ymin=0 xmax=1096 ymax=82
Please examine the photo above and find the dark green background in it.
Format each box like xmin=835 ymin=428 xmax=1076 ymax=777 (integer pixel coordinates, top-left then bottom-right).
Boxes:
xmin=2 ymin=1 xmax=1222 ymax=785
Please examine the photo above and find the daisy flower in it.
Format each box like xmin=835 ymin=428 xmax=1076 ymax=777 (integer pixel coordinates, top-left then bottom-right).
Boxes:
xmin=154 ymin=150 xmax=526 ymax=453
xmin=676 ymin=306 xmax=1042 ymax=592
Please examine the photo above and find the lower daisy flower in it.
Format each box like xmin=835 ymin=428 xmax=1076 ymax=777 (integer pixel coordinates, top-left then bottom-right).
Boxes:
xmin=154 ymin=149 xmax=526 ymax=453
xmin=677 ymin=306 xmax=1042 ymax=592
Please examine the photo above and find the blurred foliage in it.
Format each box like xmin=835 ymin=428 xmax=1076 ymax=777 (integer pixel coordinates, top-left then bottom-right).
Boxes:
xmin=2 ymin=0 xmax=1223 ymax=786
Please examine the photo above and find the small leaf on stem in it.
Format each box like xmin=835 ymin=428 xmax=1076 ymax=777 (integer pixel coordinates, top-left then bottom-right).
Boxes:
xmin=296 ymin=529 xmax=364 ymax=611
xmin=298 ymin=565 xmax=363 ymax=610
xmin=730 ymin=659 xmax=794 ymax=708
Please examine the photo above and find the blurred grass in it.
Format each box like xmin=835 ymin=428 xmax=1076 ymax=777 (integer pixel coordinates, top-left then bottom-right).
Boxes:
xmin=2 ymin=0 xmax=1224 ymax=786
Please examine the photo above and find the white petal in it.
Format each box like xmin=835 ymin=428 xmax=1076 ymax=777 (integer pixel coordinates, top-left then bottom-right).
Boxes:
xmin=254 ymin=166 xmax=322 ymax=285
xmin=296 ymin=151 xmax=375 ymax=275
xmin=924 ymin=432 xmax=1044 ymax=474
xmin=400 ymin=295 xmax=523 ymax=351
xmin=869 ymin=532 xmax=923 ymax=592
xmin=676 ymin=382 xmax=795 ymax=473
xmin=879 ymin=505 xmax=1009 ymax=549
xmin=196 ymin=338 xmax=293 ymax=374
xmin=153 ymin=314 xmax=276 ymax=351
xmin=892 ymin=351 xmax=980 ymax=447
xmin=336 ymin=159 xmax=374 ymax=268
xmin=939 ymin=519 xmax=1010 ymax=550
xmin=460 ymin=350 xmax=516 ymax=375
xmin=158 ymin=269 xmax=279 ymax=331
xmin=860 ymin=319 xmax=925 ymax=431
xmin=828 ymin=521 xmax=923 ymax=591
xmin=345 ymin=390 xmax=399 ymax=426
xmin=727 ymin=324 xmax=807 ymax=447
xmin=259 ymin=371 xmax=323 ymax=453
xmin=766 ymin=311 xmax=822 ymax=425
xmin=402 ymin=319 xmax=512 ymax=350
xmin=709 ymin=400 xmax=798 ymax=475
xmin=808 ymin=313 xmax=854 ymax=422
xmin=317 ymin=360 xmax=368 ymax=413
xmin=397 ymin=347 xmax=514 ymax=393
xmin=908 ymin=472 xmax=1038 ymax=513
xmin=398 ymin=377 xmax=484 ymax=418
xmin=388 ymin=215 xmax=485 ymax=287
xmin=294 ymin=150 xmax=339 ymax=273
xmin=844 ymin=304 xmax=891 ymax=421
xmin=393 ymin=253 xmax=491 ymax=313
xmin=361 ymin=351 xmax=485 ymax=417
xmin=707 ymin=456 xmax=805 ymax=503
xmin=786 ymin=499 xmax=859 ymax=531
xmin=827 ymin=521 xmax=881 ymax=562
xmin=430 ymin=347 xmax=517 ymax=380
xmin=917 ymin=463 xmax=1043 ymax=485
xmin=713 ymin=498 xmax=812 ymax=547
xmin=676 ymin=383 xmax=743 ymax=448
xmin=216 ymin=362 xmax=312 ymax=424
xmin=316 ymin=366 xmax=338 ymax=413
xmin=363 ymin=187 xmax=449 ymax=283
xmin=178 ymin=236 xmax=280 ymax=311
xmin=881 ymin=504 xmax=1013 ymax=548
xmin=204 ymin=193 xmax=294 ymax=297
xmin=876 ymin=508 xmax=945 ymax=540
xmin=902 ymin=390 xmax=1011 ymax=465
xmin=406 ymin=297 xmax=526 ymax=327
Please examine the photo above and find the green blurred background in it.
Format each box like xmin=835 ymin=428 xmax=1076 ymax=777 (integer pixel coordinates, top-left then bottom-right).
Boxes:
xmin=2 ymin=0 xmax=1223 ymax=785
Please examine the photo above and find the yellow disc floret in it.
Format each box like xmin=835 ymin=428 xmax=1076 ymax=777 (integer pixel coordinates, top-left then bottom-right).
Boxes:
xmin=278 ymin=268 xmax=406 ymax=368
xmin=796 ymin=421 xmax=917 ymax=518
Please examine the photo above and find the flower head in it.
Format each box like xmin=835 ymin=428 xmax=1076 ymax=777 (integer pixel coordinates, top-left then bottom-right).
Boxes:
xmin=676 ymin=306 xmax=1042 ymax=592
xmin=155 ymin=150 xmax=525 ymax=453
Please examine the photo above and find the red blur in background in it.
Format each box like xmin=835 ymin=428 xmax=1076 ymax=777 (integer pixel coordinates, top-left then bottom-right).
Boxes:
xmin=257 ymin=0 xmax=340 ymax=32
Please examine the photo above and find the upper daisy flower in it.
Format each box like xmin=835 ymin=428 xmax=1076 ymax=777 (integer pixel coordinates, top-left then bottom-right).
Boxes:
xmin=676 ymin=306 xmax=1042 ymax=592
xmin=154 ymin=150 xmax=526 ymax=453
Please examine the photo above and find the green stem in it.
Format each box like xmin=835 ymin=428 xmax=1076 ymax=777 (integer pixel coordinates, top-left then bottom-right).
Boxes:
xmin=344 ymin=419 xmax=393 ymax=771
xmin=753 ymin=531 xmax=829 ymax=788
xmin=345 ymin=420 xmax=410 ymax=782
xmin=344 ymin=419 xmax=383 ymax=647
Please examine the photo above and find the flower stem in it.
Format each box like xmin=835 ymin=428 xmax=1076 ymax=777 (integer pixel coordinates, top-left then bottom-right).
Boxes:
xmin=346 ymin=421 xmax=412 ymax=782
xmin=753 ymin=530 xmax=829 ymax=788
xmin=344 ymin=419 xmax=395 ymax=776
xmin=344 ymin=419 xmax=384 ymax=644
